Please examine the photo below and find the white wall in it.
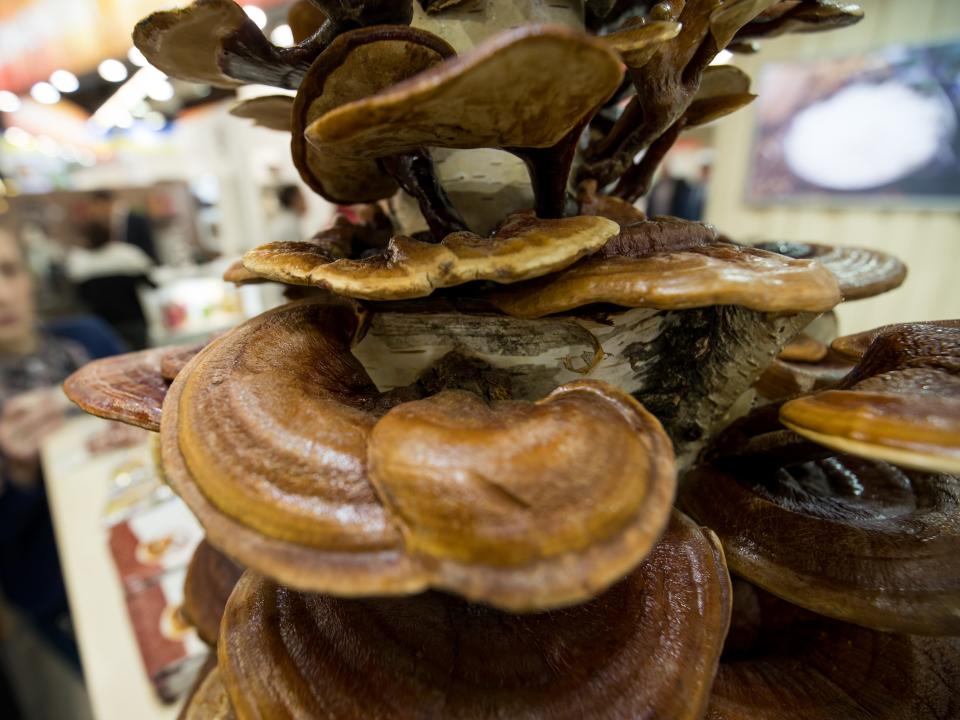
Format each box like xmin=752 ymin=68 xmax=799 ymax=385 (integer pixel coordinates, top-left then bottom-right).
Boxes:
xmin=706 ymin=0 xmax=960 ymax=334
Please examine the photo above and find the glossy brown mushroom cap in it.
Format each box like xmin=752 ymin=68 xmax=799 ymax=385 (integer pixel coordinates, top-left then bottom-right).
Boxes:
xmin=781 ymin=322 xmax=960 ymax=473
xmin=292 ymin=25 xmax=454 ymax=203
xmin=305 ymin=25 xmax=624 ymax=160
xmin=183 ymin=540 xmax=245 ymax=646
xmin=490 ymin=243 xmax=842 ymax=318
xmin=218 ymin=511 xmax=731 ymax=720
xmin=707 ymin=581 xmax=960 ymax=720
xmin=242 ymin=215 xmax=619 ymax=301
xmin=600 ymin=19 xmax=682 ymax=66
xmin=160 ymin=344 xmax=204 ymax=382
xmin=164 ymin=300 xmax=680 ymax=610
xmin=681 ymin=457 xmax=960 ymax=634
xmin=831 ymin=319 xmax=960 ymax=363
xmin=222 ymin=259 xmax=268 ymax=285
xmin=368 ymin=379 xmax=677 ymax=610
xmin=64 ymin=349 xmax=170 ymax=432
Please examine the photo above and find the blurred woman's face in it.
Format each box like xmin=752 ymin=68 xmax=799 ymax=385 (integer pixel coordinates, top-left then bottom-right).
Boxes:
xmin=0 ymin=230 xmax=36 ymax=354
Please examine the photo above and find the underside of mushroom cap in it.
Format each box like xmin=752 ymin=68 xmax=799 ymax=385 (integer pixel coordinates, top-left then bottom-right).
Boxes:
xmin=733 ymin=0 xmax=865 ymax=43
xmin=183 ymin=540 xmax=245 ymax=646
xmin=242 ymin=214 xmax=619 ymax=301
xmin=163 ymin=299 xmax=679 ymax=610
xmin=218 ymin=510 xmax=731 ymax=720
xmin=291 ymin=25 xmax=455 ymax=203
xmin=681 ymin=456 xmax=960 ymax=634
xmin=489 ymin=242 xmax=842 ymax=318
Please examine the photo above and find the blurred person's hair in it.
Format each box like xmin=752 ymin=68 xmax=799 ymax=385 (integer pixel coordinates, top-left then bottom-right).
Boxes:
xmin=277 ymin=185 xmax=302 ymax=210
xmin=90 ymin=189 xmax=115 ymax=203
xmin=83 ymin=221 xmax=112 ymax=250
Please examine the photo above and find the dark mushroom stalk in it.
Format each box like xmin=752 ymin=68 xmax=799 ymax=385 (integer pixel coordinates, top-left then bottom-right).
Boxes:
xmin=379 ymin=150 xmax=469 ymax=239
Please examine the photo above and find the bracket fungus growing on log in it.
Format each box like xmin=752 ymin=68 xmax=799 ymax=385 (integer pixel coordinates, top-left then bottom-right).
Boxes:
xmin=162 ymin=300 xmax=677 ymax=611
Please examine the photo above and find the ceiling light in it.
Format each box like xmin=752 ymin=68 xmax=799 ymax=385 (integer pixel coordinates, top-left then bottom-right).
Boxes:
xmin=128 ymin=46 xmax=149 ymax=67
xmin=37 ymin=135 xmax=59 ymax=157
xmin=244 ymin=5 xmax=267 ymax=29
xmin=144 ymin=111 xmax=167 ymax=131
xmin=115 ymin=110 xmax=134 ymax=129
xmin=30 ymin=82 xmax=61 ymax=104
xmin=270 ymin=24 xmax=294 ymax=47
xmin=0 ymin=91 xmax=20 ymax=113
xmin=710 ymin=50 xmax=733 ymax=66
xmin=50 ymin=69 xmax=80 ymax=93
xmin=3 ymin=127 xmax=32 ymax=148
xmin=147 ymin=78 xmax=175 ymax=102
xmin=98 ymin=59 xmax=129 ymax=83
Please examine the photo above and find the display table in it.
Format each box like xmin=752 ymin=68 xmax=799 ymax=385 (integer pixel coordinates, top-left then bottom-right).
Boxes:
xmin=42 ymin=415 xmax=185 ymax=720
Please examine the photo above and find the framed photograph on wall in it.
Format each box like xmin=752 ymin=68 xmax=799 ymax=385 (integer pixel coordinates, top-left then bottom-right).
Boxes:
xmin=747 ymin=38 xmax=960 ymax=208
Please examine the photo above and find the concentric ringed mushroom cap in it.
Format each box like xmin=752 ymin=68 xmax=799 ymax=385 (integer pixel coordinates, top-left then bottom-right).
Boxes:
xmin=490 ymin=243 xmax=842 ymax=318
xmin=754 ymin=241 xmax=906 ymax=301
xmin=64 ymin=348 xmax=171 ymax=432
xmin=304 ymin=24 xmax=623 ymax=166
xmin=781 ymin=322 xmax=960 ymax=474
xmin=681 ymin=455 xmax=960 ymax=634
xmin=242 ymin=214 xmax=619 ymax=301
xmin=218 ymin=511 xmax=731 ymax=720
xmin=291 ymin=25 xmax=455 ymax=203
xmin=163 ymin=300 xmax=678 ymax=610
xmin=707 ymin=581 xmax=960 ymax=720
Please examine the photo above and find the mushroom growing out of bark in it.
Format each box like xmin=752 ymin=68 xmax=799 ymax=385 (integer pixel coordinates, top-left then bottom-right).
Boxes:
xmin=707 ymin=579 xmax=960 ymax=719
xmin=780 ymin=321 xmax=960 ymax=474
xmin=133 ymin=0 xmax=414 ymax=90
xmin=161 ymin=300 xmax=678 ymax=611
xmin=303 ymin=24 xmax=625 ymax=219
xmin=242 ymin=213 xmax=619 ymax=300
xmin=214 ymin=511 xmax=731 ymax=719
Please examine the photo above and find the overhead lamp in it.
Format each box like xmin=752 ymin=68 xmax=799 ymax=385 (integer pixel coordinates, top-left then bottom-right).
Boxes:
xmin=147 ymin=78 xmax=175 ymax=102
xmin=3 ymin=126 xmax=32 ymax=148
xmin=710 ymin=50 xmax=734 ymax=66
xmin=50 ymin=70 xmax=80 ymax=93
xmin=270 ymin=24 xmax=294 ymax=47
xmin=0 ymin=91 xmax=20 ymax=113
xmin=30 ymin=82 xmax=61 ymax=104
xmin=244 ymin=5 xmax=267 ymax=29
xmin=98 ymin=59 xmax=129 ymax=83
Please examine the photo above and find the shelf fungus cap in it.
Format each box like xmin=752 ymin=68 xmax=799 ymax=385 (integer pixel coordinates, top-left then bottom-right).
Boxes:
xmin=133 ymin=0 xmax=312 ymax=89
xmin=832 ymin=319 xmax=960 ymax=363
xmin=684 ymin=65 xmax=757 ymax=127
xmin=600 ymin=19 xmax=682 ymax=67
xmin=183 ymin=540 xmax=244 ymax=646
xmin=180 ymin=662 xmax=235 ymax=720
xmin=735 ymin=0 xmax=865 ymax=42
xmin=292 ymin=26 xmax=454 ymax=203
xmin=304 ymin=24 xmax=624 ymax=161
xmin=222 ymin=259 xmax=268 ymax=286
xmin=229 ymin=95 xmax=294 ymax=132
xmin=682 ymin=457 xmax=960 ymax=635
xmin=490 ymin=242 xmax=842 ymax=318
xmin=218 ymin=511 xmax=730 ymax=720
xmin=708 ymin=581 xmax=960 ymax=720
xmin=781 ymin=322 xmax=960 ymax=474
xmin=64 ymin=348 xmax=172 ymax=432
xmin=162 ymin=300 xmax=675 ymax=610
xmin=755 ymin=241 xmax=906 ymax=301
xmin=242 ymin=214 xmax=619 ymax=301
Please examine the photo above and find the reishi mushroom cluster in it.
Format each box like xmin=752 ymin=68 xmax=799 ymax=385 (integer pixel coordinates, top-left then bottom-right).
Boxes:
xmin=61 ymin=0 xmax=960 ymax=717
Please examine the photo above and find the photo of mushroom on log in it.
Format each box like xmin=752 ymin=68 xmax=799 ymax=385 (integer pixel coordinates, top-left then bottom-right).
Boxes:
xmin=1 ymin=0 xmax=959 ymax=718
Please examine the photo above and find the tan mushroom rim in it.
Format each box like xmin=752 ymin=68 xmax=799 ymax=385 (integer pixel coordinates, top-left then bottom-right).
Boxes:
xmin=161 ymin=300 xmax=677 ymax=611
xmin=229 ymin=95 xmax=294 ymax=132
xmin=681 ymin=458 xmax=960 ymax=635
xmin=222 ymin=259 xmax=268 ymax=285
xmin=64 ymin=348 xmax=170 ymax=432
xmin=490 ymin=243 xmax=842 ymax=318
xmin=217 ymin=511 xmax=730 ymax=720
xmin=242 ymin=215 xmax=620 ymax=301
xmin=781 ymin=391 xmax=960 ymax=475
xmin=305 ymin=24 xmax=624 ymax=159
xmin=291 ymin=26 xmax=455 ymax=203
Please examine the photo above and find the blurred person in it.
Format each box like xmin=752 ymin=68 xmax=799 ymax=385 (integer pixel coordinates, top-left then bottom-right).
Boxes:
xmin=66 ymin=222 xmax=155 ymax=350
xmin=0 ymin=224 xmax=125 ymax=686
xmin=269 ymin=185 xmax=307 ymax=243
xmin=87 ymin=190 xmax=159 ymax=264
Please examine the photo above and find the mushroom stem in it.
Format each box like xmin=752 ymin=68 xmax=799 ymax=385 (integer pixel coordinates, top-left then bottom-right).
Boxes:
xmin=509 ymin=121 xmax=585 ymax=219
xmin=380 ymin=151 xmax=470 ymax=240
xmin=613 ymin=117 xmax=685 ymax=203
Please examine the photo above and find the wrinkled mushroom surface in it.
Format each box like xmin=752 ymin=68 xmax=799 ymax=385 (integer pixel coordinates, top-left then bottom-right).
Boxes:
xmin=243 ymin=214 xmax=619 ymax=301
xmin=162 ymin=300 xmax=677 ymax=610
xmin=490 ymin=242 xmax=842 ymax=318
xmin=831 ymin=319 xmax=960 ymax=363
xmin=681 ymin=455 xmax=960 ymax=634
xmin=707 ymin=580 xmax=959 ymax=720
xmin=218 ymin=511 xmax=731 ymax=720
xmin=64 ymin=348 xmax=170 ymax=432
